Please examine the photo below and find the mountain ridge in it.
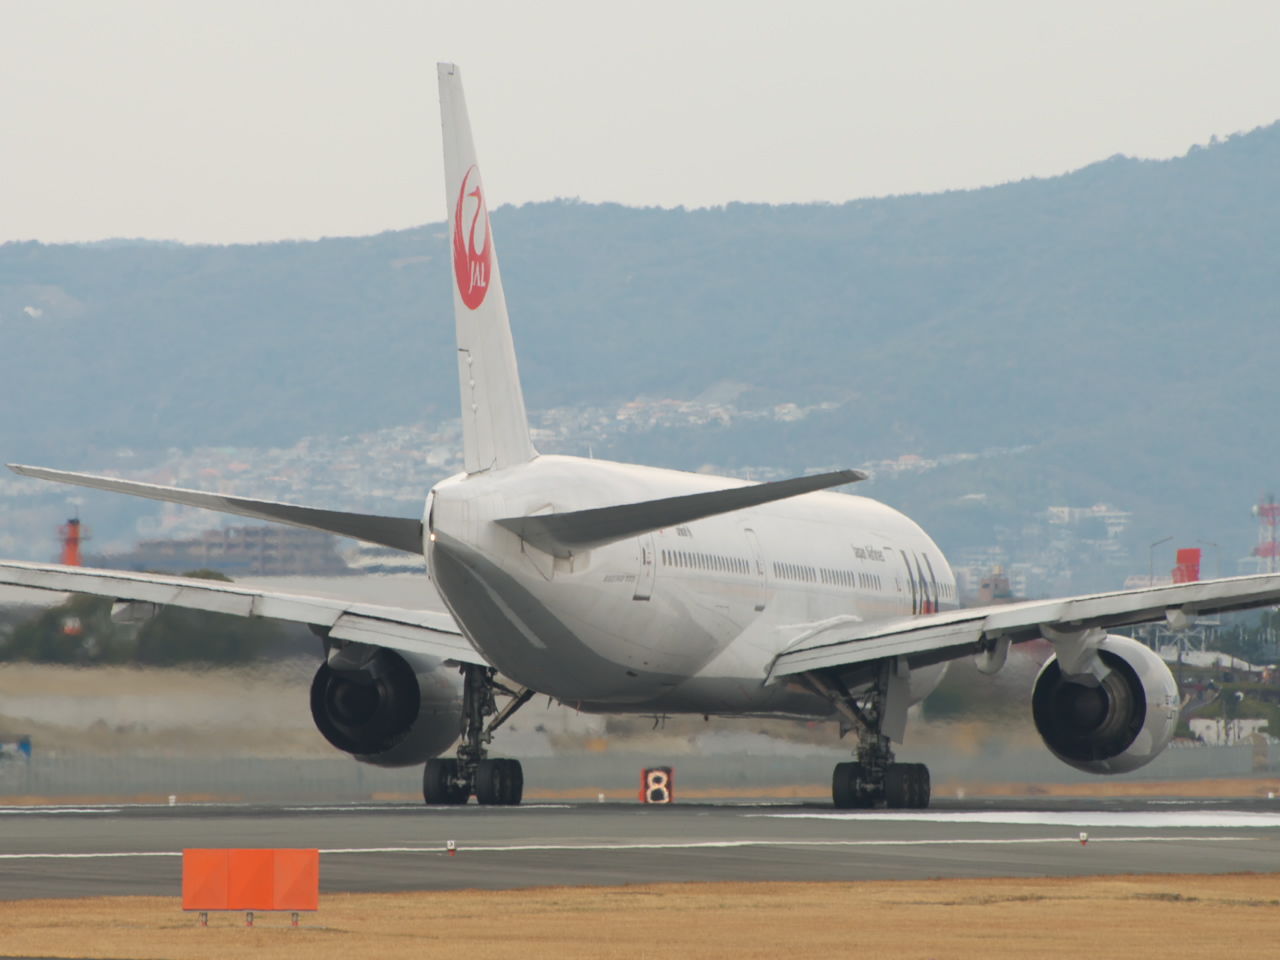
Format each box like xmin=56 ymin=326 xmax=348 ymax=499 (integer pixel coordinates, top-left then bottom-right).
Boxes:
xmin=2 ymin=122 xmax=1278 ymax=583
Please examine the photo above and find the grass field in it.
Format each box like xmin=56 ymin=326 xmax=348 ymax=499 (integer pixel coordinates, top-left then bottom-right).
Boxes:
xmin=2 ymin=874 xmax=1277 ymax=960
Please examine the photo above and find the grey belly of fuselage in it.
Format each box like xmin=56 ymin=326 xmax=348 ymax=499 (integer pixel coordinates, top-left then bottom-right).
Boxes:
xmin=429 ymin=533 xmax=833 ymax=719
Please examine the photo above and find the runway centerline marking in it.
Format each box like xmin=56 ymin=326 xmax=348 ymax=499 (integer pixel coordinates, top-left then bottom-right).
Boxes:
xmin=0 ymin=837 xmax=1265 ymax=860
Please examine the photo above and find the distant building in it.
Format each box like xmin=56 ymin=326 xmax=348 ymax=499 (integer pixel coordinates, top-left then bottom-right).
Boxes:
xmin=977 ymin=565 xmax=1017 ymax=605
xmin=345 ymin=545 xmax=427 ymax=575
xmin=1046 ymin=503 xmax=1132 ymax=536
xmin=1189 ymin=718 xmax=1269 ymax=746
xmin=92 ymin=525 xmax=351 ymax=577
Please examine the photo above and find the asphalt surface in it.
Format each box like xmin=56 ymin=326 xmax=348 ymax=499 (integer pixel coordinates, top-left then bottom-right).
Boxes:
xmin=3 ymin=796 xmax=1280 ymax=900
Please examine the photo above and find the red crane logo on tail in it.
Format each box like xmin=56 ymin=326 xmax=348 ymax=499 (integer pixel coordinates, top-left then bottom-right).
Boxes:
xmin=453 ymin=165 xmax=493 ymax=310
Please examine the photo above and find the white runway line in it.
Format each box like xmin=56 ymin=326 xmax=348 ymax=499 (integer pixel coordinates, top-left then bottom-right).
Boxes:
xmin=0 ymin=802 xmax=576 ymax=815
xmin=753 ymin=811 xmax=1280 ymax=828
xmin=1147 ymin=799 xmax=1232 ymax=805
xmin=0 ymin=852 xmax=182 ymax=859
xmin=0 ymin=807 xmax=122 ymax=815
xmin=0 ymin=836 xmax=1265 ymax=860
xmin=280 ymin=804 xmax=574 ymax=812
xmin=316 ymin=837 xmax=1264 ymax=854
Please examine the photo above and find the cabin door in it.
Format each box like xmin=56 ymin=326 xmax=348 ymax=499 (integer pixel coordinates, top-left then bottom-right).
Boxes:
xmin=633 ymin=534 xmax=656 ymax=601
xmin=744 ymin=528 xmax=767 ymax=612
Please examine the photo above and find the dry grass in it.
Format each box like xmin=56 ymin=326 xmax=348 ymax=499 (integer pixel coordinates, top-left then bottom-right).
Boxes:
xmin=2 ymin=875 xmax=1278 ymax=960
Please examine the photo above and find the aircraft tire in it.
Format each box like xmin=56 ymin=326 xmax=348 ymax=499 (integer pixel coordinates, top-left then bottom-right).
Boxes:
xmin=476 ymin=758 xmax=524 ymax=805
xmin=885 ymin=763 xmax=931 ymax=809
xmin=910 ymin=763 xmax=931 ymax=809
xmin=505 ymin=758 xmax=525 ymax=805
xmin=423 ymin=758 xmax=470 ymax=805
xmin=884 ymin=764 xmax=908 ymax=808
xmin=832 ymin=762 xmax=872 ymax=809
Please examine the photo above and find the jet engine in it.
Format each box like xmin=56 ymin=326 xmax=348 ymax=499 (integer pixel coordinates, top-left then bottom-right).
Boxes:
xmin=310 ymin=644 xmax=463 ymax=767
xmin=1031 ymin=634 xmax=1178 ymax=775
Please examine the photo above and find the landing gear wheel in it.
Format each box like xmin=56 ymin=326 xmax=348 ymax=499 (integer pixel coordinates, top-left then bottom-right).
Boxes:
xmin=503 ymin=759 xmax=524 ymax=805
xmin=804 ymin=662 xmax=933 ymax=811
xmin=475 ymin=758 xmax=524 ymax=806
xmin=909 ymin=763 xmax=930 ymax=809
xmin=423 ymin=758 xmax=470 ymax=805
xmin=884 ymin=763 xmax=930 ymax=809
xmin=832 ymin=762 xmax=874 ymax=809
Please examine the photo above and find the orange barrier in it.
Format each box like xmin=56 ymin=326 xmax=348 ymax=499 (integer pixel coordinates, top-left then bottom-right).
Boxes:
xmin=183 ymin=848 xmax=319 ymax=915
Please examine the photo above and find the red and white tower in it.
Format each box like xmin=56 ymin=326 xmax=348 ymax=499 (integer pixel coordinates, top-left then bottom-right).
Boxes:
xmin=57 ymin=517 xmax=87 ymax=567
xmin=1252 ymin=495 xmax=1280 ymax=574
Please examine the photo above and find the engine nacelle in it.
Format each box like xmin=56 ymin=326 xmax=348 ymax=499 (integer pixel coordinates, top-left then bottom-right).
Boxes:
xmin=310 ymin=645 xmax=463 ymax=768
xmin=1031 ymin=634 xmax=1178 ymax=775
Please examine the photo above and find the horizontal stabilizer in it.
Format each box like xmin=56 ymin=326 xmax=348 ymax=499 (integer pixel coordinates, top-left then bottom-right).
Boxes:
xmin=8 ymin=464 xmax=423 ymax=554
xmin=496 ymin=469 xmax=865 ymax=558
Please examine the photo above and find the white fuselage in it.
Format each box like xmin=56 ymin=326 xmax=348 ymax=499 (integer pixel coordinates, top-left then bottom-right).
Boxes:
xmin=426 ymin=455 xmax=957 ymax=719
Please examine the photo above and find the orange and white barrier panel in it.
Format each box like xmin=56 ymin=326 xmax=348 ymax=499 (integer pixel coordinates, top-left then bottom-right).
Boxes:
xmin=183 ymin=848 xmax=319 ymax=926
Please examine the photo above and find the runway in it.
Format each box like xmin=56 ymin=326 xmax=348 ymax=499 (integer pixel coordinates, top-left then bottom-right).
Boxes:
xmin=3 ymin=797 xmax=1280 ymax=900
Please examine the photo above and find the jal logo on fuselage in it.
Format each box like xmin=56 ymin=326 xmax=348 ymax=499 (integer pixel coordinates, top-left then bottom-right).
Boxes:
xmin=453 ymin=165 xmax=492 ymax=310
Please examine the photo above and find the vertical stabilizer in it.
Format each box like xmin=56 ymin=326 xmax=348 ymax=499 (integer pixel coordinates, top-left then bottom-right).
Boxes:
xmin=438 ymin=63 xmax=537 ymax=474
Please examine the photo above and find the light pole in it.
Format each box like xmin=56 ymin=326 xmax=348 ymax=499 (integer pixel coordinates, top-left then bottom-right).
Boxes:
xmin=1150 ymin=536 xmax=1173 ymax=587
xmin=1197 ymin=539 xmax=1221 ymax=579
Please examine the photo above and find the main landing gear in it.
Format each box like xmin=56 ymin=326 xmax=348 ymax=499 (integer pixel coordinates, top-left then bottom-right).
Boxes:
xmin=802 ymin=662 xmax=932 ymax=810
xmin=423 ymin=664 xmax=534 ymax=806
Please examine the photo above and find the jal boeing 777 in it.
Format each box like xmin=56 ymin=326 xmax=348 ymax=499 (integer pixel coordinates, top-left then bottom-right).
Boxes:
xmin=4 ymin=64 xmax=1278 ymax=808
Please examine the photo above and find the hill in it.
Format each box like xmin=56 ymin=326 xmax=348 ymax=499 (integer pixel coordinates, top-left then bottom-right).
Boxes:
xmin=2 ymin=123 xmax=1278 ymax=587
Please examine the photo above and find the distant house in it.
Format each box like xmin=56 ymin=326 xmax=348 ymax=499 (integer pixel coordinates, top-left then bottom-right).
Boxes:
xmin=91 ymin=525 xmax=351 ymax=577
xmin=1189 ymin=718 xmax=1269 ymax=745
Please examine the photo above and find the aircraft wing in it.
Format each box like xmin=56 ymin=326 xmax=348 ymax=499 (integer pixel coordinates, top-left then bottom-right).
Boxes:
xmin=0 ymin=560 xmax=487 ymax=666
xmin=767 ymin=573 xmax=1280 ymax=680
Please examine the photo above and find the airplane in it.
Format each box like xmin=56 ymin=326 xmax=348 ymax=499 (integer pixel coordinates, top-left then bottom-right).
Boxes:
xmin=4 ymin=63 xmax=1280 ymax=809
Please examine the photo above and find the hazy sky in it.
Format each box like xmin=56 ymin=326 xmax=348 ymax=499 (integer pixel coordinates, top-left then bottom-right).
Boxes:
xmin=3 ymin=0 xmax=1278 ymax=244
